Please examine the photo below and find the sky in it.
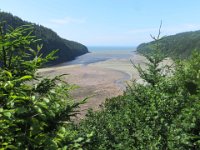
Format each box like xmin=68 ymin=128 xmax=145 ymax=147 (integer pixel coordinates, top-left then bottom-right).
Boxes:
xmin=1 ymin=0 xmax=200 ymax=46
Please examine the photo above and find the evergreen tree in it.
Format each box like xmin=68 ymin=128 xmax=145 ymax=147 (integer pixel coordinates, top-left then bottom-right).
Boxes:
xmin=0 ymin=23 xmax=90 ymax=149
xmin=78 ymin=31 xmax=200 ymax=149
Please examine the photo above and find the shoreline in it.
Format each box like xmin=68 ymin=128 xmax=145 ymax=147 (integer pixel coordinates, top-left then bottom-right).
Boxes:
xmin=38 ymin=54 xmax=147 ymax=119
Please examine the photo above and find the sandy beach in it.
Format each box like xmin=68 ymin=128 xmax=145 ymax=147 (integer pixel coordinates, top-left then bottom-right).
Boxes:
xmin=38 ymin=54 xmax=147 ymax=119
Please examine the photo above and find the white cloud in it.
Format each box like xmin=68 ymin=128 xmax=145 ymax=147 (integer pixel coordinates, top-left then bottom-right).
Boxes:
xmin=127 ymin=28 xmax=157 ymax=34
xmin=50 ymin=16 xmax=86 ymax=25
xmin=162 ymin=24 xmax=200 ymax=35
xmin=127 ymin=23 xmax=200 ymax=39
xmin=185 ymin=24 xmax=199 ymax=29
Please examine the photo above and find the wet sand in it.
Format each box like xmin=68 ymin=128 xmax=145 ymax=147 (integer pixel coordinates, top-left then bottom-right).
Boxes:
xmin=38 ymin=54 xmax=147 ymax=119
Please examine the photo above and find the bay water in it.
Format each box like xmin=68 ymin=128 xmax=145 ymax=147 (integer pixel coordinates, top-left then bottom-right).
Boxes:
xmin=65 ymin=46 xmax=136 ymax=65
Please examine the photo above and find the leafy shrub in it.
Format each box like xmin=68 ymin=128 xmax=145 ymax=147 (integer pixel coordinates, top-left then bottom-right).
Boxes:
xmin=78 ymin=37 xmax=200 ymax=149
xmin=0 ymin=23 xmax=89 ymax=149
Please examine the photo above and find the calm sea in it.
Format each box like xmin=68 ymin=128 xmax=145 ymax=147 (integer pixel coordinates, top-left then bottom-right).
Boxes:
xmin=65 ymin=46 xmax=136 ymax=65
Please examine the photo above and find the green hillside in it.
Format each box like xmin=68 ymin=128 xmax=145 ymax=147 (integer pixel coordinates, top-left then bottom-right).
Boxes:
xmin=137 ymin=30 xmax=200 ymax=58
xmin=0 ymin=11 xmax=88 ymax=66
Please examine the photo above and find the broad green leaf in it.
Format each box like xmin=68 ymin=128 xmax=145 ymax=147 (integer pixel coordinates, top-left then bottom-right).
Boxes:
xmin=3 ymin=70 xmax=12 ymax=78
xmin=19 ymin=75 xmax=32 ymax=80
xmin=43 ymin=97 xmax=50 ymax=103
xmin=3 ymin=111 xmax=12 ymax=118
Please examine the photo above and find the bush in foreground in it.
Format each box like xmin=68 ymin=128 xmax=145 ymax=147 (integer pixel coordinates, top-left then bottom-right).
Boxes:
xmin=0 ymin=23 xmax=90 ymax=149
xmin=78 ymin=40 xmax=200 ymax=149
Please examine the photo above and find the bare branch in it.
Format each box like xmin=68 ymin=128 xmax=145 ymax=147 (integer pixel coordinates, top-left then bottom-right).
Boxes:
xmin=157 ymin=20 xmax=162 ymax=39
xmin=150 ymin=20 xmax=162 ymax=41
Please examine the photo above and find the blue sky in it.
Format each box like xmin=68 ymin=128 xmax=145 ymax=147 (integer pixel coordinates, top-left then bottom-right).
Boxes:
xmin=1 ymin=0 xmax=200 ymax=46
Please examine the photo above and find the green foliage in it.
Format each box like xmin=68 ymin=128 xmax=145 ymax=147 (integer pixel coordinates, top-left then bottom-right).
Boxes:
xmin=137 ymin=30 xmax=200 ymax=59
xmin=0 ymin=23 xmax=89 ymax=149
xmin=78 ymin=38 xmax=200 ymax=149
xmin=2 ymin=17 xmax=200 ymax=149
xmin=0 ymin=11 xmax=88 ymax=66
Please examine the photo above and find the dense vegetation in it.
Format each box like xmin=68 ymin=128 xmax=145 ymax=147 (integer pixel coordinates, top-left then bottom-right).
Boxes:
xmin=78 ymin=39 xmax=200 ymax=149
xmin=0 ymin=23 xmax=92 ymax=149
xmin=137 ymin=30 xmax=200 ymax=58
xmin=0 ymin=11 xmax=88 ymax=66
xmin=1 ymin=23 xmax=200 ymax=149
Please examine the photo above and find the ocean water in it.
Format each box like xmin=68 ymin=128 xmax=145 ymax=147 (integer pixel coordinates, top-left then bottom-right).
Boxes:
xmin=65 ymin=46 xmax=136 ymax=65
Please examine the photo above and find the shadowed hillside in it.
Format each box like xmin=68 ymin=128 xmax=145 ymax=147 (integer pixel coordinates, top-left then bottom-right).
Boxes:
xmin=0 ymin=11 xmax=89 ymax=66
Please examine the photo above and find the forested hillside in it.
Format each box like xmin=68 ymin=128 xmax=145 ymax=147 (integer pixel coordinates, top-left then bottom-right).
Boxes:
xmin=137 ymin=30 xmax=200 ymax=58
xmin=0 ymin=11 xmax=88 ymax=66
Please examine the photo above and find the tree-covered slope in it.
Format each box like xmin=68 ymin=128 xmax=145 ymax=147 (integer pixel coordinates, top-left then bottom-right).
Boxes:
xmin=137 ymin=30 xmax=200 ymax=58
xmin=0 ymin=11 xmax=89 ymax=66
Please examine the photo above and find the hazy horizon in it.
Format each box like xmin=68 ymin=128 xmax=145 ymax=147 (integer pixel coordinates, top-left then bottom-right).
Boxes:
xmin=1 ymin=1 xmax=200 ymax=46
